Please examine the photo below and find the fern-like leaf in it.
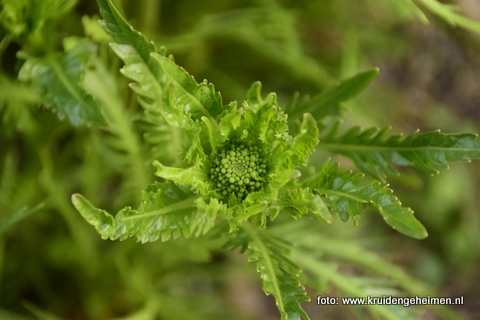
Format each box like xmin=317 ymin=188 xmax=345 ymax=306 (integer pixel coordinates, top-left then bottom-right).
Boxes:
xmin=318 ymin=123 xmax=480 ymax=182
xmin=224 ymin=224 xmax=310 ymax=320
xmin=303 ymin=160 xmax=428 ymax=239
xmin=18 ymin=42 xmax=105 ymax=126
xmin=72 ymin=182 xmax=222 ymax=243
xmin=97 ymin=0 xmax=228 ymax=133
xmin=279 ymin=188 xmax=332 ymax=223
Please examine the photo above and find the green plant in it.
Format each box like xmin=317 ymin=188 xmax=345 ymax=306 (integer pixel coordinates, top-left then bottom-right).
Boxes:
xmin=2 ymin=0 xmax=480 ymax=319
xmin=67 ymin=0 xmax=479 ymax=318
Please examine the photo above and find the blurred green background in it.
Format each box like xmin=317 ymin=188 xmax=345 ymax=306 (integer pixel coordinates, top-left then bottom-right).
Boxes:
xmin=1 ymin=0 xmax=479 ymax=319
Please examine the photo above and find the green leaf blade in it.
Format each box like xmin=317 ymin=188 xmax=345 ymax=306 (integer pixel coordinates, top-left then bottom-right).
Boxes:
xmin=97 ymin=0 xmax=227 ymax=135
xmin=282 ymin=113 xmax=319 ymax=169
xmin=18 ymin=42 xmax=105 ymax=126
xmin=152 ymin=53 xmax=225 ymax=127
xmin=304 ymin=160 xmax=427 ymax=239
xmin=72 ymin=182 xmax=215 ymax=243
xmin=319 ymin=125 xmax=480 ymax=181
xmin=280 ymin=188 xmax=332 ymax=223
xmin=153 ymin=160 xmax=208 ymax=194
xmin=229 ymin=224 xmax=310 ymax=320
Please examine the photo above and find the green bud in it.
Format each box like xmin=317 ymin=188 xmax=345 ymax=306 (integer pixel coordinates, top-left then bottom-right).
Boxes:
xmin=209 ymin=142 xmax=266 ymax=201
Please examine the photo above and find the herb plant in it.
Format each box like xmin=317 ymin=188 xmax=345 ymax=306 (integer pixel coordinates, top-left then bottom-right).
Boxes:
xmin=2 ymin=0 xmax=480 ymax=319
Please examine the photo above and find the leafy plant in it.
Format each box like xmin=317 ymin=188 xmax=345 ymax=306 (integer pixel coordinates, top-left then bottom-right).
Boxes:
xmin=2 ymin=0 xmax=480 ymax=319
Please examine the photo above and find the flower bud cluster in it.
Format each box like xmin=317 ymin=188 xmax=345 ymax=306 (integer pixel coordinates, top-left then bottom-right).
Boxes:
xmin=210 ymin=143 xmax=266 ymax=200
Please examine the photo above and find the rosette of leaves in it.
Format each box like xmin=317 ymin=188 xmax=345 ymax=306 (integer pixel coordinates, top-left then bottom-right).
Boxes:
xmin=70 ymin=0 xmax=442 ymax=250
xmin=72 ymin=76 xmax=321 ymax=240
xmin=67 ymin=0 xmax=480 ymax=318
xmin=70 ymin=0 xmax=324 ymax=242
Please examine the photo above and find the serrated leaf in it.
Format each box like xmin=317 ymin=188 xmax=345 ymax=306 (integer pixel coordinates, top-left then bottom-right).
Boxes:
xmin=318 ymin=124 xmax=480 ymax=182
xmin=152 ymin=53 xmax=226 ymax=127
xmin=243 ymin=82 xmax=291 ymax=153
xmin=226 ymin=224 xmax=310 ymax=320
xmin=97 ymin=0 xmax=228 ymax=135
xmin=279 ymin=188 xmax=332 ymax=223
xmin=287 ymin=69 xmax=379 ymax=121
xmin=18 ymin=42 xmax=105 ymax=126
xmin=280 ymin=113 xmax=319 ymax=169
xmin=153 ymin=160 xmax=208 ymax=194
xmin=71 ymin=182 xmax=216 ymax=243
xmin=303 ymin=160 xmax=428 ymax=239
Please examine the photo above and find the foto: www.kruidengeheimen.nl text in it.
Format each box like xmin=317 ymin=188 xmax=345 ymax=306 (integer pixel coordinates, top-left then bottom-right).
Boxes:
xmin=317 ymin=295 xmax=464 ymax=307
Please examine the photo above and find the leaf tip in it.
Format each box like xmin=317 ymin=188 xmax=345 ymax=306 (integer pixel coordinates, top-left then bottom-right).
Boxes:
xmin=71 ymin=193 xmax=83 ymax=207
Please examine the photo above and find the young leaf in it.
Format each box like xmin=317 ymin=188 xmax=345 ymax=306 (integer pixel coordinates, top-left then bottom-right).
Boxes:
xmin=97 ymin=0 xmax=228 ymax=133
xmin=303 ymin=160 xmax=428 ymax=239
xmin=279 ymin=188 xmax=332 ymax=223
xmin=18 ymin=42 xmax=105 ymax=126
xmin=71 ymin=182 xmax=217 ymax=243
xmin=151 ymin=53 xmax=226 ymax=126
xmin=318 ymin=124 xmax=480 ymax=182
xmin=287 ymin=69 xmax=379 ymax=121
xmin=153 ymin=160 xmax=208 ymax=194
xmin=281 ymin=113 xmax=319 ymax=169
xmin=243 ymin=81 xmax=291 ymax=153
xmin=224 ymin=224 xmax=310 ymax=320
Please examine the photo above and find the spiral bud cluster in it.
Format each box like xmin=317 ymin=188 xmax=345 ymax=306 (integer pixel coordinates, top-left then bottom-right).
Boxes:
xmin=209 ymin=143 xmax=266 ymax=200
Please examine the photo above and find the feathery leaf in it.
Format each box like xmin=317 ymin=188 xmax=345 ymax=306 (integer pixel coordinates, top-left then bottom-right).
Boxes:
xmin=318 ymin=123 xmax=480 ymax=182
xmin=224 ymin=224 xmax=310 ymax=320
xmin=97 ymin=0 xmax=229 ymax=133
xmin=72 ymin=182 xmax=217 ymax=243
xmin=18 ymin=42 xmax=105 ymax=126
xmin=303 ymin=160 xmax=428 ymax=239
xmin=279 ymin=188 xmax=332 ymax=223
